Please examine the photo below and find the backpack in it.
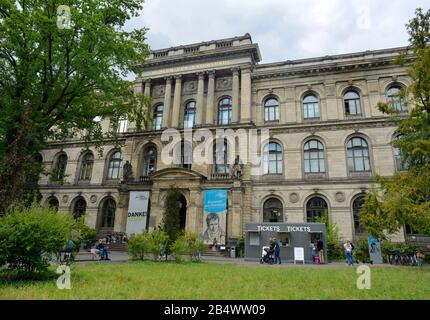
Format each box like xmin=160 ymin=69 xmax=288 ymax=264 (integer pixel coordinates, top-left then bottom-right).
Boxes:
xmin=351 ymin=243 xmax=355 ymax=250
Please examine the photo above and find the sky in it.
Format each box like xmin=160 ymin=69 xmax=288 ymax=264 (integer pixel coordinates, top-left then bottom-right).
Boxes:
xmin=126 ymin=0 xmax=428 ymax=64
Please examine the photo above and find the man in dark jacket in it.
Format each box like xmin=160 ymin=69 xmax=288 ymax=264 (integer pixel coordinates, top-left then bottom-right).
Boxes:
xmin=273 ymin=238 xmax=281 ymax=265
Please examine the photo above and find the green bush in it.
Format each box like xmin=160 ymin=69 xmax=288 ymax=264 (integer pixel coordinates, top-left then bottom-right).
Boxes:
xmin=71 ymin=217 xmax=98 ymax=249
xmin=353 ymin=238 xmax=371 ymax=263
xmin=315 ymin=213 xmax=344 ymax=261
xmin=184 ymin=232 xmax=206 ymax=261
xmin=236 ymin=235 xmax=245 ymax=258
xmin=127 ymin=232 xmax=149 ymax=260
xmin=171 ymin=235 xmax=188 ymax=262
xmin=0 ymin=206 xmax=74 ymax=273
xmin=147 ymin=229 xmax=169 ymax=261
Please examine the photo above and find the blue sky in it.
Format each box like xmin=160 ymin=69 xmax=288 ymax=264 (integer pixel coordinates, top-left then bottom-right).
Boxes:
xmin=126 ymin=0 xmax=427 ymax=64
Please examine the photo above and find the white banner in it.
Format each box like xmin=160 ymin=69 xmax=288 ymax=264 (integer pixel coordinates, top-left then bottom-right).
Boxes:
xmin=126 ymin=191 xmax=150 ymax=236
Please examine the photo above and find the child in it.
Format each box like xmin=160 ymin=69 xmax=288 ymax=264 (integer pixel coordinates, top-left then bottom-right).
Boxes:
xmin=311 ymin=244 xmax=318 ymax=264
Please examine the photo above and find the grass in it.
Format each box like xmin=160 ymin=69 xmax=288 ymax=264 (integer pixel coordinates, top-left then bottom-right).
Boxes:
xmin=0 ymin=261 xmax=429 ymax=300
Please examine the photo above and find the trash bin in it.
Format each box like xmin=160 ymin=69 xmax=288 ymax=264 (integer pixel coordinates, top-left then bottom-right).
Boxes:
xmin=230 ymin=247 xmax=236 ymax=258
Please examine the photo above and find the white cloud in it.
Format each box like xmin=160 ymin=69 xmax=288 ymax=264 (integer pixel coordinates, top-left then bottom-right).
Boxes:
xmin=126 ymin=0 xmax=428 ymax=63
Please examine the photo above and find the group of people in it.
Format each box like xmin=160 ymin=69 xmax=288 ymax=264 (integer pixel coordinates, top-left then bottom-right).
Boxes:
xmin=90 ymin=238 xmax=110 ymax=261
xmin=268 ymin=238 xmax=282 ymax=264
xmin=311 ymin=239 xmax=325 ymax=264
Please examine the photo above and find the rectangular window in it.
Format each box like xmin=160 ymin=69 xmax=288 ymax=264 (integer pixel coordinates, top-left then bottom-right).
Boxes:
xmin=249 ymin=232 xmax=260 ymax=246
xmin=278 ymin=232 xmax=290 ymax=246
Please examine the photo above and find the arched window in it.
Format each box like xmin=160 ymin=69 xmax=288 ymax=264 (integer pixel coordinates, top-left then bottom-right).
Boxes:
xmin=107 ymin=151 xmax=122 ymax=180
xmin=344 ymin=90 xmax=362 ymax=116
xmin=142 ymin=145 xmax=157 ymax=176
xmin=79 ymin=152 xmax=94 ymax=181
xmin=303 ymin=94 xmax=320 ymax=119
xmin=264 ymin=98 xmax=279 ymax=122
xmin=54 ymin=153 xmax=68 ymax=182
xmin=153 ymin=105 xmax=163 ymax=130
xmin=387 ymin=85 xmax=407 ymax=112
xmin=218 ymin=98 xmax=232 ymax=125
xmin=48 ymin=197 xmax=59 ymax=212
xmin=263 ymin=198 xmax=283 ymax=223
xmin=73 ymin=198 xmax=87 ymax=220
xmin=263 ymin=142 xmax=283 ymax=175
xmin=393 ymin=134 xmax=406 ymax=172
xmin=306 ymin=197 xmax=328 ymax=222
xmin=213 ymin=140 xmax=229 ymax=174
xmin=117 ymin=116 xmax=128 ymax=133
xmin=353 ymin=196 xmax=365 ymax=235
xmin=101 ymin=198 xmax=116 ymax=229
xmin=184 ymin=101 xmax=196 ymax=128
xmin=304 ymin=140 xmax=325 ymax=173
xmin=347 ymin=137 xmax=371 ymax=172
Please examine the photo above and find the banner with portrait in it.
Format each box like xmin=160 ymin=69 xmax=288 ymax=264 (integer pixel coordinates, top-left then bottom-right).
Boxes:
xmin=201 ymin=190 xmax=228 ymax=245
xmin=126 ymin=191 xmax=150 ymax=236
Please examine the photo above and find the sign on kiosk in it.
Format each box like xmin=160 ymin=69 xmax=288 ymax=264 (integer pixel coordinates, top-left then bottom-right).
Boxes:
xmin=294 ymin=247 xmax=305 ymax=264
xmin=126 ymin=191 xmax=150 ymax=235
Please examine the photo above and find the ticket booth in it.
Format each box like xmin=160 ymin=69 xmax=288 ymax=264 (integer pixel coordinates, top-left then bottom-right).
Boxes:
xmin=245 ymin=223 xmax=327 ymax=264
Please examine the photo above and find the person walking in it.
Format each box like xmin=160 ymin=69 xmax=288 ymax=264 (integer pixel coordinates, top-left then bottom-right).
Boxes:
xmin=344 ymin=240 xmax=354 ymax=266
xmin=317 ymin=239 xmax=325 ymax=264
xmin=273 ymin=238 xmax=281 ymax=265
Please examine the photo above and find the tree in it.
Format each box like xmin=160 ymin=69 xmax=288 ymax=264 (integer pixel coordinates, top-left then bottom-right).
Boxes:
xmin=161 ymin=187 xmax=182 ymax=259
xmin=360 ymin=8 xmax=430 ymax=238
xmin=0 ymin=0 xmax=152 ymax=214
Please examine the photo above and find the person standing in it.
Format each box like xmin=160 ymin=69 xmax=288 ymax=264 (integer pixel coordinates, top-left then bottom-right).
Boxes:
xmin=344 ymin=240 xmax=354 ymax=266
xmin=317 ymin=239 xmax=325 ymax=264
xmin=273 ymin=238 xmax=281 ymax=265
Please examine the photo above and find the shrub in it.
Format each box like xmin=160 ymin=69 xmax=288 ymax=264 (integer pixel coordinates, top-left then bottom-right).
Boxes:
xmin=171 ymin=235 xmax=188 ymax=262
xmin=315 ymin=213 xmax=344 ymax=261
xmin=127 ymin=232 xmax=149 ymax=260
xmin=236 ymin=235 xmax=245 ymax=258
xmin=147 ymin=229 xmax=169 ymax=261
xmin=353 ymin=238 xmax=371 ymax=263
xmin=380 ymin=240 xmax=419 ymax=262
xmin=71 ymin=217 xmax=98 ymax=249
xmin=184 ymin=232 xmax=206 ymax=261
xmin=0 ymin=206 xmax=74 ymax=273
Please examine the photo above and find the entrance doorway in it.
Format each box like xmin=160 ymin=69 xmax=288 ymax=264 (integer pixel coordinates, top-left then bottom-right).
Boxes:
xmin=178 ymin=195 xmax=187 ymax=230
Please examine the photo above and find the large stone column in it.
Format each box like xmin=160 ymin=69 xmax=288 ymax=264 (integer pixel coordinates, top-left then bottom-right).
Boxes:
xmin=162 ymin=77 xmax=173 ymax=128
xmin=144 ymin=79 xmax=151 ymax=97
xmin=171 ymin=75 xmax=183 ymax=128
xmin=240 ymin=65 xmax=252 ymax=123
xmin=195 ymin=72 xmax=205 ymax=126
xmin=232 ymin=67 xmax=240 ymax=123
xmin=205 ymin=71 xmax=216 ymax=125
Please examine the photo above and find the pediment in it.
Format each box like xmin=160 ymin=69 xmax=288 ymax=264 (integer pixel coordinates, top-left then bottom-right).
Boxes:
xmin=151 ymin=168 xmax=206 ymax=180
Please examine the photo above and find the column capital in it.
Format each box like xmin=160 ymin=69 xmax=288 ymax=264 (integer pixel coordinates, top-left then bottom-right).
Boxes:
xmin=196 ymin=72 xmax=205 ymax=80
xmin=174 ymin=74 xmax=183 ymax=81
xmin=164 ymin=76 xmax=173 ymax=83
xmin=207 ymin=70 xmax=216 ymax=78
xmin=143 ymin=78 xmax=152 ymax=84
xmin=231 ymin=67 xmax=240 ymax=75
xmin=240 ymin=64 xmax=253 ymax=73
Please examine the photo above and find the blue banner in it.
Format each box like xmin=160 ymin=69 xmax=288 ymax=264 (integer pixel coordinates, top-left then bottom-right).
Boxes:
xmin=204 ymin=190 xmax=227 ymax=213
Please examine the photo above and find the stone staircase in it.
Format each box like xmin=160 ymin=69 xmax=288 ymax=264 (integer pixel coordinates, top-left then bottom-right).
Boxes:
xmin=202 ymin=245 xmax=230 ymax=258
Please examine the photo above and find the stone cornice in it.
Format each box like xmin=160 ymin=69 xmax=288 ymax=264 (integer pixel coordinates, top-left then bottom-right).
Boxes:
xmin=140 ymin=45 xmax=261 ymax=70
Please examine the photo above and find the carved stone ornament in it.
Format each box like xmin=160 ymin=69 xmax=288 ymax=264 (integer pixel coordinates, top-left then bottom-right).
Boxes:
xmin=335 ymin=192 xmax=346 ymax=203
xmin=289 ymin=193 xmax=299 ymax=204
xmin=62 ymin=195 xmax=69 ymax=204
xmin=216 ymin=77 xmax=232 ymax=91
xmin=183 ymin=81 xmax=197 ymax=93
xmin=90 ymin=195 xmax=98 ymax=204
xmin=153 ymin=85 xmax=165 ymax=97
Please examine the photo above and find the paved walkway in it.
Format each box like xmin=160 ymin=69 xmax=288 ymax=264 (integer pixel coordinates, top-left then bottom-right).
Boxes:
xmin=74 ymin=251 xmax=429 ymax=268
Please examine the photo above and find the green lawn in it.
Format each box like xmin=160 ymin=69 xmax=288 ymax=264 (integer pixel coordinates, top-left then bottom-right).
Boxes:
xmin=1 ymin=261 xmax=429 ymax=300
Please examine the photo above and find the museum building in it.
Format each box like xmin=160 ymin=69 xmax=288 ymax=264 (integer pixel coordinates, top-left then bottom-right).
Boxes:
xmin=38 ymin=33 xmax=413 ymax=245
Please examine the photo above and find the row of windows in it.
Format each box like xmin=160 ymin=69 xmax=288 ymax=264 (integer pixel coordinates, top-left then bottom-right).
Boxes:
xmin=262 ymin=196 xmax=365 ymax=235
xmin=129 ymin=85 xmax=407 ymax=132
xmin=47 ymin=194 xmax=366 ymax=235
xmin=51 ymin=135 xmax=406 ymax=182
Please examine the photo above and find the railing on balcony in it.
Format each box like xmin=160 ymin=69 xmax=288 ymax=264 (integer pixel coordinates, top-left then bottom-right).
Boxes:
xmin=210 ymin=172 xmax=231 ymax=180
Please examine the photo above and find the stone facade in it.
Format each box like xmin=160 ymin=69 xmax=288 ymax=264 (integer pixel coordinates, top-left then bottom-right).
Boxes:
xmin=39 ymin=34 xmax=413 ymax=243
